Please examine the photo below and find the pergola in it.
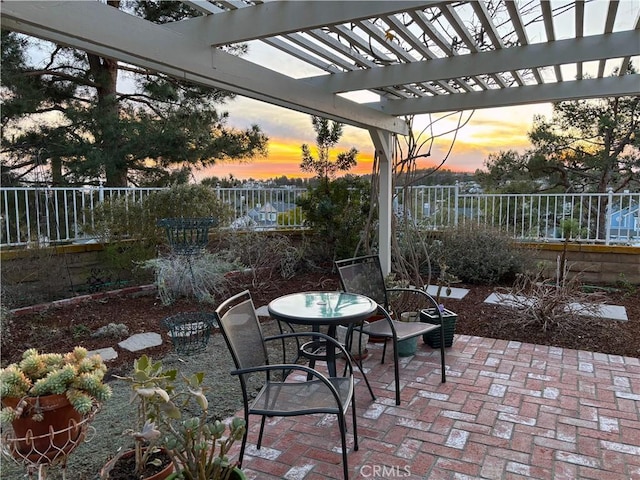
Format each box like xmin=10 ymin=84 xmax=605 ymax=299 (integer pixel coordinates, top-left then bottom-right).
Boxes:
xmin=2 ymin=1 xmax=639 ymax=272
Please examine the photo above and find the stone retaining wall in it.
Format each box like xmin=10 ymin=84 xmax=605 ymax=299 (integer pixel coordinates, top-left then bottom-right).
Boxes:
xmin=1 ymin=239 xmax=638 ymax=307
xmin=522 ymin=243 xmax=639 ymax=285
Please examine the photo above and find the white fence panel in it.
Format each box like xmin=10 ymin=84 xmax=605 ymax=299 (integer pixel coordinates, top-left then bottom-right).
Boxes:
xmin=1 ymin=185 xmax=638 ymax=247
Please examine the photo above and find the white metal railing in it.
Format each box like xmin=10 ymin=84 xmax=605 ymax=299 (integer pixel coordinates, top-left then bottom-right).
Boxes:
xmin=1 ymin=185 xmax=638 ymax=247
xmin=0 ymin=186 xmax=307 ymax=247
xmin=395 ymin=185 xmax=640 ymax=245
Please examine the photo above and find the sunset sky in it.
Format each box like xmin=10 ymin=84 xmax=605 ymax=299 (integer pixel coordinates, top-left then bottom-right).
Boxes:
xmin=197 ymin=94 xmax=553 ymax=182
xmin=188 ymin=0 xmax=636 ymax=183
xmin=192 ymin=18 xmax=563 ymax=183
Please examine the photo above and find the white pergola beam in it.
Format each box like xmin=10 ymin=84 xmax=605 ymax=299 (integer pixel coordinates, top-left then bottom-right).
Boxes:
xmin=0 ymin=1 xmax=407 ymax=135
xmin=373 ymin=75 xmax=640 ymax=115
xmin=165 ymin=1 xmax=443 ymax=45
xmin=305 ymin=31 xmax=640 ymax=93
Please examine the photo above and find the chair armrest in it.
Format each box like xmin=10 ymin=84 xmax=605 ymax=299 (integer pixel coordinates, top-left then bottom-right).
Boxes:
xmin=230 ymin=362 xmax=348 ymax=404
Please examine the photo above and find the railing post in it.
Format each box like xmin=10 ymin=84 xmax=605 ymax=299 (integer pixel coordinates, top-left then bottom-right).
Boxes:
xmin=605 ymin=187 xmax=613 ymax=246
xmin=454 ymin=182 xmax=460 ymax=226
xmin=98 ymin=181 xmax=105 ymax=203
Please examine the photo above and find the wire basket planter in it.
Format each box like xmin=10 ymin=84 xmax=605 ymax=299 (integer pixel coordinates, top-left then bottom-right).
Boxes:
xmin=157 ymin=217 xmax=218 ymax=255
xmin=1 ymin=406 xmax=99 ymax=480
xmin=162 ymin=312 xmax=218 ymax=356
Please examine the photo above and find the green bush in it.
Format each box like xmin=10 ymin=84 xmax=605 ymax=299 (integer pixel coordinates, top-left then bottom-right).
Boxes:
xmin=297 ymin=175 xmax=371 ymax=260
xmin=437 ymin=224 xmax=530 ymax=285
xmin=83 ymin=184 xmax=233 ymax=252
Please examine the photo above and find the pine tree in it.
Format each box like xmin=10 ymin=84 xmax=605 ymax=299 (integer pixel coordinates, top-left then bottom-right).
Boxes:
xmin=1 ymin=1 xmax=267 ymax=187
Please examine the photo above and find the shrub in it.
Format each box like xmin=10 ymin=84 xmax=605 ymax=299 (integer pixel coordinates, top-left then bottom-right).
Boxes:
xmin=297 ymin=175 xmax=371 ymax=260
xmin=223 ymin=232 xmax=304 ymax=285
xmin=83 ymin=184 xmax=232 ymax=249
xmin=437 ymin=224 xmax=530 ymax=285
xmin=140 ymin=252 xmax=239 ymax=305
xmin=501 ymin=268 xmax=606 ymax=333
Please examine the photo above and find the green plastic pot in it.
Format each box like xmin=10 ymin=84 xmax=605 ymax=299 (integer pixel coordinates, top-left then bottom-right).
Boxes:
xmin=420 ymin=308 xmax=458 ymax=348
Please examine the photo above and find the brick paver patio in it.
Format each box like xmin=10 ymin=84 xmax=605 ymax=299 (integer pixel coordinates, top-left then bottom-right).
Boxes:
xmin=231 ymin=334 xmax=640 ymax=479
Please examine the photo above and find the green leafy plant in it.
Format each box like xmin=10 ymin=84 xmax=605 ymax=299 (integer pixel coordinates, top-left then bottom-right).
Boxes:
xmin=438 ymin=224 xmax=530 ymax=285
xmin=83 ymin=184 xmax=232 ymax=249
xmin=0 ymin=347 xmax=112 ymax=422
xmin=101 ymin=355 xmax=177 ymax=479
xmin=112 ymin=356 xmax=246 ymax=480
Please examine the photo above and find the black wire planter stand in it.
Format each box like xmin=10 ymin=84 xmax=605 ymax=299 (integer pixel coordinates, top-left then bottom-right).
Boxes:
xmin=155 ymin=218 xmax=220 ymax=356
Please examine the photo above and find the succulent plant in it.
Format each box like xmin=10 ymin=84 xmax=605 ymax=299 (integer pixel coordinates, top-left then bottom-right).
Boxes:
xmin=114 ymin=355 xmax=246 ymax=480
xmin=0 ymin=347 xmax=112 ymax=422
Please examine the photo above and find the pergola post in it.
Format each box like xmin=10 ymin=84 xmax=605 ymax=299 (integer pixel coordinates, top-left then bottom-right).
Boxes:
xmin=369 ymin=128 xmax=393 ymax=275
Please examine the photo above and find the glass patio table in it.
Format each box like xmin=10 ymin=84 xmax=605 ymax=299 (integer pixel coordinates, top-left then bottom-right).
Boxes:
xmin=268 ymin=291 xmax=377 ymax=377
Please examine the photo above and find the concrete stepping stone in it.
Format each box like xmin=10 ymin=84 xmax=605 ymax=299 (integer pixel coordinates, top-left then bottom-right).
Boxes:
xmin=118 ymin=332 xmax=163 ymax=352
xmin=567 ymin=303 xmax=628 ymax=321
xmin=484 ymin=293 xmax=628 ymax=321
xmin=88 ymin=347 xmax=118 ymax=362
xmin=255 ymin=305 xmax=270 ymax=317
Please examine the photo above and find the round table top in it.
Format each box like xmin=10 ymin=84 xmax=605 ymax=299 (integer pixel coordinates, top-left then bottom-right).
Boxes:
xmin=268 ymin=291 xmax=377 ymax=326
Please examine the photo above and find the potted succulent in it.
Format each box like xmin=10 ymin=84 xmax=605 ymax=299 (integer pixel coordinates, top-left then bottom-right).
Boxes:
xmin=0 ymin=347 xmax=112 ymax=462
xmin=160 ymin=371 xmax=246 ymax=480
xmin=100 ymin=355 xmax=175 ymax=480
xmin=109 ymin=355 xmax=246 ymax=480
xmin=421 ymin=263 xmax=460 ymax=348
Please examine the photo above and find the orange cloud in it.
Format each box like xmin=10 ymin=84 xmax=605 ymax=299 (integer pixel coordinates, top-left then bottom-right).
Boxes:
xmin=195 ymin=104 xmax=546 ymax=181
xmin=196 ymin=137 xmax=375 ymax=181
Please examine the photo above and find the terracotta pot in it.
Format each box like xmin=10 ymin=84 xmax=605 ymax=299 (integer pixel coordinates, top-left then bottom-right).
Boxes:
xmin=2 ymin=394 xmax=84 ymax=463
xmin=101 ymin=448 xmax=174 ymax=480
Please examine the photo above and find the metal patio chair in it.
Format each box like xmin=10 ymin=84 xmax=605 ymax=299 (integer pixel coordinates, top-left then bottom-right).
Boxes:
xmin=335 ymin=255 xmax=446 ymax=405
xmin=215 ymin=290 xmax=358 ymax=480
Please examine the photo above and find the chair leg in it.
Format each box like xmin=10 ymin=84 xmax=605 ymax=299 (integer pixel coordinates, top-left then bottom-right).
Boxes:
xmin=257 ymin=416 xmax=267 ymax=449
xmin=351 ymin=396 xmax=358 ymax=452
xmin=238 ymin=427 xmax=248 ymax=466
xmin=338 ymin=411 xmax=349 ymax=480
xmin=381 ymin=338 xmax=388 ymax=364
xmin=393 ymin=341 xmax=401 ymax=405
xmin=439 ymin=326 xmax=446 ymax=384
xmin=343 ymin=328 xmax=375 ymax=401
xmin=351 ymin=354 xmax=375 ymax=401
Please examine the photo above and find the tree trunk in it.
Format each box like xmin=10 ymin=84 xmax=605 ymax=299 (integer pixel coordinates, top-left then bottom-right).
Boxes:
xmin=88 ymin=0 xmax=126 ymax=187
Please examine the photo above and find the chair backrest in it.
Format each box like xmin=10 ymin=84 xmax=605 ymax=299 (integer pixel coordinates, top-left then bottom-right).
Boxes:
xmin=335 ymin=255 xmax=388 ymax=307
xmin=215 ymin=290 xmax=269 ymax=373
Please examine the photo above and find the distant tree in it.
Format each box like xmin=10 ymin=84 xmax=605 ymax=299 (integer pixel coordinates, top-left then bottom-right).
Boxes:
xmin=1 ymin=1 xmax=267 ymax=187
xmin=475 ymin=150 xmax=550 ymax=193
xmin=297 ymin=116 xmax=366 ymax=260
xmin=200 ymin=174 xmax=242 ymax=188
xmin=300 ymin=116 xmax=358 ymax=190
xmin=478 ymin=69 xmax=639 ymax=194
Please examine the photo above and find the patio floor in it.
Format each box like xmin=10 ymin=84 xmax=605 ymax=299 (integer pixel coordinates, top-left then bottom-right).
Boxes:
xmin=230 ymin=334 xmax=640 ymax=480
